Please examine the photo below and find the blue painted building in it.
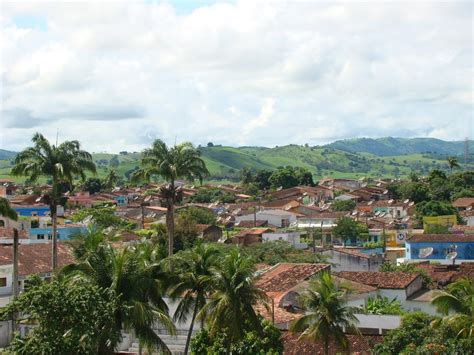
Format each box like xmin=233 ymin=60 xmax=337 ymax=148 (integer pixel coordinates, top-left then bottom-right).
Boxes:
xmin=28 ymin=225 xmax=87 ymax=241
xmin=405 ymin=234 xmax=474 ymax=261
xmin=14 ymin=205 xmax=50 ymax=217
xmin=114 ymin=196 xmax=127 ymax=206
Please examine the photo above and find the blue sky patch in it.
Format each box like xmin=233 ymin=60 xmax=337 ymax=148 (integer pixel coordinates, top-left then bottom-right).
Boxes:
xmin=12 ymin=15 xmax=48 ymax=31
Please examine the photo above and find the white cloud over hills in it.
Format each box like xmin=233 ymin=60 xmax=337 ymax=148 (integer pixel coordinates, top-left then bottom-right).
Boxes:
xmin=1 ymin=0 xmax=472 ymax=152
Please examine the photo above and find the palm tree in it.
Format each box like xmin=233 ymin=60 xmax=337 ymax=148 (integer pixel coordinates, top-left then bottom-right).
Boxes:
xmin=447 ymin=156 xmax=460 ymax=173
xmin=168 ymin=244 xmax=220 ymax=354
xmin=62 ymin=237 xmax=174 ymax=353
xmin=431 ymin=277 xmax=474 ymax=338
xmin=11 ymin=133 xmax=96 ymax=270
xmin=104 ymin=169 xmax=120 ymax=190
xmin=201 ymin=249 xmax=268 ymax=342
xmin=0 ymin=198 xmax=18 ymax=220
xmin=290 ymin=271 xmax=360 ymax=355
xmin=132 ymin=139 xmax=208 ymax=256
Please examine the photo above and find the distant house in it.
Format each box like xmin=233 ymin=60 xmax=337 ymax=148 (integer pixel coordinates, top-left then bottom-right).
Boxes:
xmin=234 ymin=209 xmax=299 ymax=228
xmin=336 ymin=271 xmax=423 ymax=300
xmin=405 ymin=234 xmax=474 ymax=262
xmin=319 ymin=178 xmax=362 ymax=192
xmin=231 ymin=228 xmax=274 ymax=246
xmin=254 ymin=262 xmax=330 ymax=329
xmin=0 ymin=243 xmax=74 ymax=296
xmin=452 ymin=197 xmax=474 ymax=211
xmin=28 ymin=224 xmax=87 ymax=242
xmin=67 ymin=191 xmax=93 ymax=208
xmin=196 ymin=224 xmax=222 ymax=242
xmin=323 ymin=248 xmax=384 ymax=272
xmin=268 ymin=186 xmax=334 ymax=204
xmin=262 ymin=231 xmax=307 ymax=249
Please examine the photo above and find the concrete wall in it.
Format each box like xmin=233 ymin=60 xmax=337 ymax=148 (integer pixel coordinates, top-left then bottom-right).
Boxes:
xmin=354 ymin=314 xmax=401 ymax=334
xmin=262 ymin=232 xmax=307 ymax=249
xmin=0 ymin=321 xmax=12 ymax=348
xmin=322 ymin=250 xmax=384 ymax=272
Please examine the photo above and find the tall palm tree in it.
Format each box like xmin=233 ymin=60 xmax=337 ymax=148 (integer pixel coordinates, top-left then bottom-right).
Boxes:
xmin=168 ymin=244 xmax=220 ymax=354
xmin=431 ymin=277 xmax=474 ymax=338
xmin=200 ymin=249 xmax=268 ymax=342
xmin=290 ymin=272 xmax=360 ymax=355
xmin=104 ymin=169 xmax=120 ymax=190
xmin=132 ymin=139 xmax=208 ymax=256
xmin=447 ymin=156 xmax=460 ymax=173
xmin=11 ymin=133 xmax=96 ymax=270
xmin=62 ymin=240 xmax=174 ymax=353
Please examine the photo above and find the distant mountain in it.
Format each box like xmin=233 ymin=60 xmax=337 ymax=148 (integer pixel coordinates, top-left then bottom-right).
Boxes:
xmin=325 ymin=137 xmax=471 ymax=156
xmin=0 ymin=149 xmax=16 ymax=160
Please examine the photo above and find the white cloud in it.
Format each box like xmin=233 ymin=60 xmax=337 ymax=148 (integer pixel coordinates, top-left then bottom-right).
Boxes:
xmin=0 ymin=0 xmax=472 ymax=152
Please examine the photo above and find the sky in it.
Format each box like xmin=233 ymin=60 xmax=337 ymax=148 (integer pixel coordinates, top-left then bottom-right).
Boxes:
xmin=0 ymin=0 xmax=473 ymax=153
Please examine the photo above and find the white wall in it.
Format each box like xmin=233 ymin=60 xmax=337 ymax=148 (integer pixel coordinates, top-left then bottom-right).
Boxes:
xmin=0 ymin=265 xmax=13 ymax=296
xmin=235 ymin=210 xmax=297 ymax=227
xmin=262 ymin=232 xmax=307 ymax=249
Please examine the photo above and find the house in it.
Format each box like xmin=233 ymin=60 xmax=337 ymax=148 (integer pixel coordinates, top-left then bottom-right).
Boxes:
xmin=336 ymin=271 xmax=423 ymax=300
xmin=452 ymin=197 xmax=474 ymax=211
xmin=262 ymin=231 xmax=307 ymax=249
xmin=405 ymin=234 xmax=474 ymax=262
xmin=268 ymin=186 xmax=334 ymax=204
xmin=67 ymin=191 xmax=93 ymax=208
xmin=319 ymin=178 xmax=362 ymax=191
xmin=28 ymin=223 xmax=87 ymax=242
xmin=0 ymin=243 xmax=74 ymax=296
xmin=323 ymin=248 xmax=385 ymax=272
xmin=254 ymin=263 xmax=330 ymax=329
xmin=234 ymin=209 xmax=299 ymax=228
xmin=0 ymin=228 xmax=29 ymax=245
xmin=196 ymin=224 xmax=222 ymax=242
xmin=295 ymin=212 xmax=348 ymax=244
xmin=234 ymin=219 xmax=268 ymax=228
xmin=231 ymin=228 xmax=274 ymax=246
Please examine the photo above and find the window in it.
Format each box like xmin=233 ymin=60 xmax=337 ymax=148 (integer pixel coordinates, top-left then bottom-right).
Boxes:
xmin=47 ymin=234 xmax=52 ymax=240
xmin=0 ymin=277 xmax=7 ymax=287
xmin=0 ymin=220 xmax=4 ymax=227
xmin=37 ymin=234 xmax=45 ymax=240
xmin=281 ymin=219 xmax=290 ymax=227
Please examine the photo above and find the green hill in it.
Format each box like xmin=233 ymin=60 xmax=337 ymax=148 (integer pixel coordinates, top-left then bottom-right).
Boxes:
xmin=1 ymin=138 xmax=472 ymax=183
xmin=326 ymin=137 xmax=472 ymax=156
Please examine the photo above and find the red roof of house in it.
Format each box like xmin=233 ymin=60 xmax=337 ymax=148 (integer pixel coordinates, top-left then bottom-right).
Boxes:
xmin=452 ymin=198 xmax=474 ymax=208
xmin=0 ymin=243 xmax=74 ymax=276
xmin=336 ymin=271 xmax=420 ymax=289
xmin=282 ymin=332 xmax=383 ymax=355
xmin=0 ymin=228 xmax=29 ymax=240
xmin=255 ymin=263 xmax=330 ymax=294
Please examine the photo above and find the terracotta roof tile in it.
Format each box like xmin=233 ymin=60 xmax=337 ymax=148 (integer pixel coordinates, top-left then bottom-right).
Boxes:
xmin=255 ymin=263 xmax=330 ymax=293
xmin=282 ymin=332 xmax=383 ymax=355
xmin=336 ymin=271 xmax=419 ymax=289
xmin=0 ymin=243 xmax=74 ymax=276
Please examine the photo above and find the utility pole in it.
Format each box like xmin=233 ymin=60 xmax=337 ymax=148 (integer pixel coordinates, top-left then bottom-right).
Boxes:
xmin=12 ymin=228 xmax=19 ymax=334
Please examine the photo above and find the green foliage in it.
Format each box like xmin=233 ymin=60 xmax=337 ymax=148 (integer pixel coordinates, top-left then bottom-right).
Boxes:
xmin=190 ymin=318 xmax=283 ymax=355
xmin=363 ymin=296 xmax=404 ymax=315
xmin=268 ymin=167 xmax=299 ymax=189
xmin=1 ymin=275 xmax=119 ymax=354
xmin=415 ymin=200 xmax=461 ymax=224
xmin=254 ymin=170 xmax=273 ymax=190
xmin=0 ymin=197 xmax=18 ymax=220
xmin=82 ymin=177 xmax=103 ymax=194
xmin=188 ymin=188 xmax=236 ymax=203
xmin=109 ymin=155 xmax=120 ymax=168
xmin=331 ymin=200 xmax=356 ymax=211
xmin=362 ymin=241 xmax=383 ymax=249
xmin=71 ymin=206 xmax=134 ymax=229
xmin=290 ymin=271 xmax=360 ymax=355
xmin=242 ymin=240 xmax=326 ymax=265
xmin=178 ymin=206 xmax=217 ymax=225
xmin=332 ymin=217 xmax=368 ymax=244
xmin=398 ymin=181 xmax=429 ymax=203
xmin=372 ymin=311 xmax=474 ymax=354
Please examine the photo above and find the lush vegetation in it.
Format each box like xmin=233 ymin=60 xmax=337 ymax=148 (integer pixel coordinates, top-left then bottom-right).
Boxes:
xmin=362 ymin=296 xmax=404 ymax=315
xmin=71 ymin=206 xmax=135 ymax=229
xmin=188 ymin=188 xmax=236 ymax=203
xmin=330 ymin=199 xmax=356 ymax=211
xmin=290 ymin=272 xmax=360 ymax=355
xmin=332 ymin=217 xmax=369 ymax=245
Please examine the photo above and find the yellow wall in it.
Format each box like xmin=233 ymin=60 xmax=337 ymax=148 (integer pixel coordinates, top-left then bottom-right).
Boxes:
xmin=423 ymin=215 xmax=457 ymax=231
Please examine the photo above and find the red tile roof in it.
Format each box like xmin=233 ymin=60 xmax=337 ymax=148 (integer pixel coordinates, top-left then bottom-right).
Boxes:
xmin=255 ymin=263 xmax=330 ymax=293
xmin=0 ymin=228 xmax=29 ymax=240
xmin=336 ymin=271 xmax=420 ymax=289
xmin=452 ymin=198 xmax=474 ymax=208
xmin=407 ymin=234 xmax=474 ymax=243
xmin=282 ymin=332 xmax=383 ymax=355
xmin=0 ymin=243 xmax=74 ymax=276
